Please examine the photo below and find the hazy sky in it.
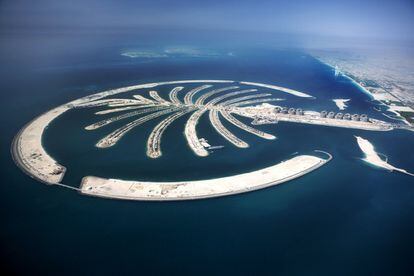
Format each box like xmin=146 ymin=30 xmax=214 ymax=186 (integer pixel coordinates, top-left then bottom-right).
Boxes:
xmin=1 ymin=0 xmax=413 ymax=41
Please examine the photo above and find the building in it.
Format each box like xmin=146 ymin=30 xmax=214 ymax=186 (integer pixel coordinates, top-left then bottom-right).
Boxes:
xmin=351 ymin=114 xmax=360 ymax=121
xmin=327 ymin=111 xmax=335 ymax=119
xmin=360 ymin=114 xmax=368 ymax=122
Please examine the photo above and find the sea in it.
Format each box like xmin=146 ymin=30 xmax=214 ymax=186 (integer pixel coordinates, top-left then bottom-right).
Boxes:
xmin=0 ymin=31 xmax=413 ymax=275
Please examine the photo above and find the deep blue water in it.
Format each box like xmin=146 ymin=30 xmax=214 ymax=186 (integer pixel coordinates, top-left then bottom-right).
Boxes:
xmin=1 ymin=33 xmax=414 ymax=275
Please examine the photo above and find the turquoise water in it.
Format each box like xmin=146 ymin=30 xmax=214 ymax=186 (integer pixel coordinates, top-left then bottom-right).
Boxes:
xmin=1 ymin=34 xmax=414 ymax=275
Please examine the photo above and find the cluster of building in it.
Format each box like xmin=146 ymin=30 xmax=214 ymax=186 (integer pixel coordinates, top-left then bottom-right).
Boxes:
xmin=320 ymin=111 xmax=368 ymax=122
xmin=274 ymin=106 xmax=304 ymax=116
xmin=270 ymin=105 xmax=370 ymax=122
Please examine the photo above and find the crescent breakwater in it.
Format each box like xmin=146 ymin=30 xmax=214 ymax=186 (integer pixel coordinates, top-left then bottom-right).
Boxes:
xmin=80 ymin=152 xmax=332 ymax=201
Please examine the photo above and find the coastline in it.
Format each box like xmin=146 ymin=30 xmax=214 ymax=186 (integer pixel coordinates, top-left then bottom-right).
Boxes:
xmin=315 ymin=59 xmax=413 ymax=126
xmin=342 ymin=73 xmax=375 ymax=100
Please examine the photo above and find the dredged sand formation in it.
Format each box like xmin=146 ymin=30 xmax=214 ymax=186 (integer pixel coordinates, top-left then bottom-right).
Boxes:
xmin=333 ymin=99 xmax=350 ymax=110
xmin=82 ymin=84 xmax=288 ymax=157
xmin=12 ymin=79 xmax=405 ymax=201
xmin=80 ymin=153 xmax=332 ymax=200
xmin=355 ymin=136 xmax=414 ymax=176
xmin=12 ymin=80 xmax=232 ymax=184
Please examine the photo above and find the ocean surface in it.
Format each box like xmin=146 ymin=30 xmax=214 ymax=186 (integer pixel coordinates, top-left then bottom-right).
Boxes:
xmin=1 ymin=32 xmax=413 ymax=275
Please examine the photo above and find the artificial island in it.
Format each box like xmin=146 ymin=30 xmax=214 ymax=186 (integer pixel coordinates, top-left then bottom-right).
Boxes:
xmin=12 ymin=80 xmax=412 ymax=200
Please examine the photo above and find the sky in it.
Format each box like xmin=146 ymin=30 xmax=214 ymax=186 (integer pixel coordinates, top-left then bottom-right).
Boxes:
xmin=0 ymin=0 xmax=413 ymax=41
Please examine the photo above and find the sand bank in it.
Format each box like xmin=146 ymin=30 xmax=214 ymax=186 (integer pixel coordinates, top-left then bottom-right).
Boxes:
xmin=355 ymin=136 xmax=413 ymax=176
xmin=333 ymin=99 xmax=350 ymax=110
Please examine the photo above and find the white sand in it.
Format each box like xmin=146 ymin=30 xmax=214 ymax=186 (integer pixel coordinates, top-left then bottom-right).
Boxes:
xmin=388 ymin=105 xmax=414 ymax=113
xmin=12 ymin=105 xmax=69 ymax=184
xmin=80 ymin=154 xmax=330 ymax=200
xmin=333 ymin=99 xmax=350 ymax=110
xmin=240 ymin=81 xmax=313 ymax=98
xmin=355 ymin=136 xmax=413 ymax=176
xmin=13 ymin=80 xmax=236 ymax=184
